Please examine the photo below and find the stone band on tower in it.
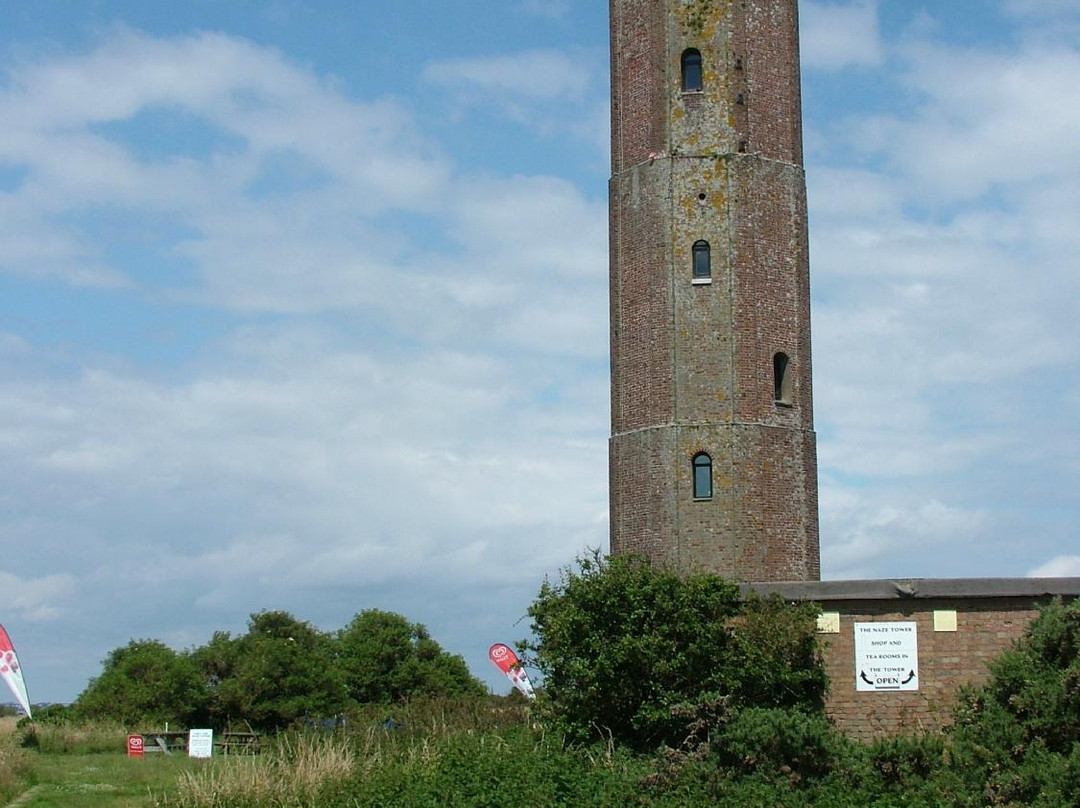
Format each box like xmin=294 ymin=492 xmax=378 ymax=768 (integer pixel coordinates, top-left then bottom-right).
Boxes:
xmin=609 ymin=0 xmax=819 ymax=582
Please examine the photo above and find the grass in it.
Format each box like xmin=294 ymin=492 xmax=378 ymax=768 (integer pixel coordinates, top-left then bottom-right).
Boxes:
xmin=0 ymin=718 xmax=212 ymax=808
xmin=18 ymin=719 xmax=131 ymax=755
xmin=158 ymin=735 xmax=355 ymax=808
xmin=15 ymin=753 xmax=208 ymax=808
xmin=0 ymin=716 xmax=33 ymax=804
xmin=0 ymin=700 xmax=531 ymax=808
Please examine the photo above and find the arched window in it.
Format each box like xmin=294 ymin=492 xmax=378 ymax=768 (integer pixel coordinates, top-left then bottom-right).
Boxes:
xmin=774 ymin=352 xmax=792 ymax=404
xmin=692 ymin=240 xmax=711 ymax=279
xmin=681 ymin=49 xmax=703 ymax=92
xmin=692 ymin=453 xmax=713 ymax=499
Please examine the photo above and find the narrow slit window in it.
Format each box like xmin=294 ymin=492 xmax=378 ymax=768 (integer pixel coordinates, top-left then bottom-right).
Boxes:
xmin=774 ymin=352 xmax=792 ymax=404
xmin=692 ymin=240 xmax=711 ymax=279
xmin=692 ymin=453 xmax=713 ymax=499
xmin=681 ymin=49 xmax=703 ymax=92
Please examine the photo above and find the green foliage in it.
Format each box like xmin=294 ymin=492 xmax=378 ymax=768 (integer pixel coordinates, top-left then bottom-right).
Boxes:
xmin=24 ymin=703 xmax=75 ymax=724
xmin=193 ymin=611 xmax=347 ymax=732
xmin=56 ymin=568 xmax=1079 ymax=808
xmin=711 ymin=707 xmax=845 ymax=782
xmin=337 ymin=609 xmax=485 ymax=704
xmin=336 ymin=725 xmax=668 ymax=808
xmin=959 ymin=597 xmax=1080 ymax=753
xmin=74 ymin=608 xmax=484 ymax=732
xmin=944 ymin=598 xmax=1080 ymax=807
xmin=522 ymin=551 xmax=826 ymax=750
xmin=74 ymin=639 xmax=207 ymax=726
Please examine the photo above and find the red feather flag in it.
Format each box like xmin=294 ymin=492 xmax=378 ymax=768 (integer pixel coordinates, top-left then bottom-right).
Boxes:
xmin=0 ymin=623 xmax=31 ymax=719
xmin=488 ymin=643 xmax=535 ymax=699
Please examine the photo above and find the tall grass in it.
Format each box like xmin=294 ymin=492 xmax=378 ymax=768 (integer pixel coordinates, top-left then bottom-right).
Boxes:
xmin=0 ymin=716 xmax=32 ymax=803
xmin=18 ymin=717 xmax=130 ymax=754
xmin=158 ymin=697 xmax=542 ymax=808
xmin=158 ymin=734 xmax=355 ymax=808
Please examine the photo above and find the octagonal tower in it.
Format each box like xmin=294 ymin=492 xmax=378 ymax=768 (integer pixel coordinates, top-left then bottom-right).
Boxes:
xmin=608 ymin=0 xmax=819 ymax=581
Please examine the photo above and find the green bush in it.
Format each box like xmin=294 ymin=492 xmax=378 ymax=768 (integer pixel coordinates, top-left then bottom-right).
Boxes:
xmin=337 ymin=609 xmax=485 ymax=704
xmin=943 ymin=598 xmax=1080 ymax=807
xmin=74 ymin=639 xmax=207 ymax=726
xmin=522 ymin=551 xmax=826 ymax=750
xmin=74 ymin=608 xmax=485 ymax=732
xmin=337 ymin=726 xmax=669 ymax=808
xmin=712 ymin=707 xmax=845 ymax=782
xmin=193 ymin=611 xmax=347 ymax=731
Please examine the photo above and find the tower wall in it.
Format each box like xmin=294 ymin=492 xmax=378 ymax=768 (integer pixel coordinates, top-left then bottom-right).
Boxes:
xmin=609 ymin=0 xmax=819 ymax=582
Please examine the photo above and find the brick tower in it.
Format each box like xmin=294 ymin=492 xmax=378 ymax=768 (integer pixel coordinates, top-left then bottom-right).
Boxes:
xmin=608 ymin=0 xmax=819 ymax=581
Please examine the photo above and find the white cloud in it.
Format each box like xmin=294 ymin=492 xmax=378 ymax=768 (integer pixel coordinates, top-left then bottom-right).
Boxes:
xmin=419 ymin=48 xmax=607 ymax=155
xmin=0 ymin=28 xmax=450 ymax=295
xmin=0 ymin=571 xmax=76 ymax=621
xmin=807 ymin=6 xmax=1080 ymax=579
xmin=821 ymin=492 xmax=987 ymax=579
xmin=3 ymin=2 xmax=1078 ymax=705
xmin=843 ymin=36 xmax=1080 ymax=204
xmin=800 ymin=0 xmax=883 ymax=71
xmin=0 ymin=330 xmax=607 ymax=598
xmin=0 ymin=25 xmax=616 ymax=701
xmin=1028 ymin=556 xmax=1080 ymax=577
xmin=423 ymin=49 xmax=590 ymax=101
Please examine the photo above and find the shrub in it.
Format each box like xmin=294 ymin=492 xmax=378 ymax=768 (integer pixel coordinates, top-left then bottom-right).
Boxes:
xmin=522 ymin=551 xmax=826 ymax=750
xmin=337 ymin=610 xmax=486 ymax=704
xmin=713 ymin=708 xmax=846 ymax=782
xmin=75 ymin=639 xmax=207 ymax=726
xmin=945 ymin=598 xmax=1080 ymax=807
xmin=193 ymin=611 xmax=347 ymax=731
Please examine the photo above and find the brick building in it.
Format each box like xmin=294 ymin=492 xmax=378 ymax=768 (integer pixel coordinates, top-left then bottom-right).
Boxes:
xmin=607 ymin=0 xmax=1080 ymax=737
xmin=746 ymin=578 xmax=1080 ymax=739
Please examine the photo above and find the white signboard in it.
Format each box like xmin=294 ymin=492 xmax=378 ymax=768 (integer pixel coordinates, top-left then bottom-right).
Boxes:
xmin=854 ymin=622 xmax=919 ymax=692
xmin=188 ymin=728 xmax=214 ymax=758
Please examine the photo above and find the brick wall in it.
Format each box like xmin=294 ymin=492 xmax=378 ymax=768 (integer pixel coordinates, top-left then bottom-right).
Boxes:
xmin=820 ymin=598 xmax=1039 ymax=740
xmin=748 ymin=579 xmax=1080 ymax=741
xmin=609 ymin=0 xmax=818 ymax=582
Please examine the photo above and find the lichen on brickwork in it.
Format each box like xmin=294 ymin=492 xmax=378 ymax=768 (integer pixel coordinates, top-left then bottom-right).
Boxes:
xmin=681 ymin=0 xmax=719 ymax=37
xmin=610 ymin=0 xmax=818 ymax=583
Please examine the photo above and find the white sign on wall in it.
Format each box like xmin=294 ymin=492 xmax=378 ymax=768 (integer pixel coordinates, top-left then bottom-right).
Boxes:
xmin=188 ymin=728 xmax=214 ymax=758
xmin=854 ymin=622 xmax=919 ymax=692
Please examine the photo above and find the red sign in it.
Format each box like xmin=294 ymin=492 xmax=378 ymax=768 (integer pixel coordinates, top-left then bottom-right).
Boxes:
xmin=127 ymin=734 xmax=144 ymax=758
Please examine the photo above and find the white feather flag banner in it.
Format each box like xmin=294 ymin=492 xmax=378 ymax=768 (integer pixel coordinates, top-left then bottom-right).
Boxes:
xmin=0 ymin=623 xmax=32 ymax=719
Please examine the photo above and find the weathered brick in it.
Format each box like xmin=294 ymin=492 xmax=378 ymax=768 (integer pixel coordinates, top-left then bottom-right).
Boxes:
xmin=609 ymin=0 xmax=818 ymax=581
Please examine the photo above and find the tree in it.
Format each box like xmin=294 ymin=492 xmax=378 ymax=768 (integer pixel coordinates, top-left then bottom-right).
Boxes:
xmin=75 ymin=639 xmax=206 ymax=726
xmin=337 ymin=609 xmax=485 ymax=703
xmin=521 ymin=551 xmax=826 ymax=750
xmin=193 ymin=611 xmax=347 ymax=731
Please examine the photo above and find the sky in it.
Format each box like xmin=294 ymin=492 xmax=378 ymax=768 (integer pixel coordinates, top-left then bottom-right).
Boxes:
xmin=0 ymin=0 xmax=1078 ymax=704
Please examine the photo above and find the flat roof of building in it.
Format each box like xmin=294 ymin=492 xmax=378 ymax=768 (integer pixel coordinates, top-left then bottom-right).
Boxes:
xmin=741 ymin=577 xmax=1080 ymax=602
